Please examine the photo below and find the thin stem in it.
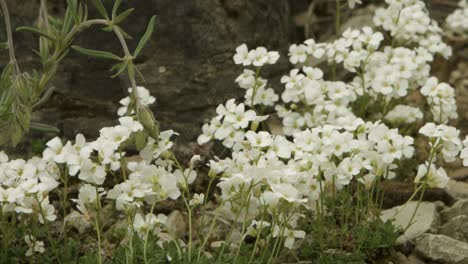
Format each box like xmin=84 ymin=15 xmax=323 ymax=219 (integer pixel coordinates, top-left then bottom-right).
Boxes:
xmin=196 ymin=200 xmax=225 ymax=262
xmin=403 ymin=146 xmax=437 ymax=232
xmin=0 ymin=0 xmax=20 ymax=75
xmin=182 ymin=195 xmax=193 ymax=263
xmin=79 ymin=19 xmax=139 ymax=99
xmin=144 ymin=202 xmax=157 ymax=264
xmin=94 ymin=187 xmax=103 ymax=264
xmin=233 ymin=191 xmax=253 ymax=263
xmin=335 ymin=0 xmax=341 ymax=35
xmin=35 ymin=196 xmax=62 ymax=264
xmin=247 ymin=203 xmax=267 ymax=264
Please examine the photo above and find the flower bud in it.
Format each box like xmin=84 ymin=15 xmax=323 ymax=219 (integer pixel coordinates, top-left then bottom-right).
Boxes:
xmin=250 ymin=121 xmax=259 ymax=131
xmin=137 ymin=102 xmax=159 ymax=139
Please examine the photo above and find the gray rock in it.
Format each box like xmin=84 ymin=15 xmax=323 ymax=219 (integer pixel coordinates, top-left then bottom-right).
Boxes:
xmin=3 ymin=0 xmax=294 ymax=143
xmin=440 ymin=215 xmax=468 ymax=243
xmin=446 ymin=179 xmax=468 ymax=199
xmin=407 ymin=254 xmax=426 ymax=264
xmin=441 ymin=199 xmax=468 ymax=222
xmin=391 ymin=252 xmax=427 ymax=264
xmin=381 ymin=202 xmax=440 ymax=245
xmin=415 ymin=233 xmax=468 ymax=264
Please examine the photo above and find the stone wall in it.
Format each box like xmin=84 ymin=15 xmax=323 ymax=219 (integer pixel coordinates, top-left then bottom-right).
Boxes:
xmin=1 ymin=0 xmax=294 ymax=142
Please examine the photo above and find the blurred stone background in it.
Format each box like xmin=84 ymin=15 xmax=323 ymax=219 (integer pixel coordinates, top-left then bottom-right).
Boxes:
xmin=0 ymin=0 xmax=464 ymax=145
xmin=0 ymin=0 xmax=294 ymax=143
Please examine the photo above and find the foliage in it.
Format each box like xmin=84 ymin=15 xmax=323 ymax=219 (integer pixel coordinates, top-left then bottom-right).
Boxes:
xmin=0 ymin=0 xmax=468 ymax=264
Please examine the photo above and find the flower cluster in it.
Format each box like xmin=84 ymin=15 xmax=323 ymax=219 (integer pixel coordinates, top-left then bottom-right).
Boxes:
xmin=385 ymin=105 xmax=423 ymax=125
xmin=233 ymin=45 xmax=280 ymax=107
xmin=289 ymin=27 xmax=384 ymax=72
xmin=233 ymin=44 xmax=279 ymax=67
xmin=43 ymin=116 xmax=143 ymax=185
xmin=0 ymin=152 xmax=59 ymax=224
xmin=446 ymin=0 xmax=468 ymax=36
xmin=420 ymin=77 xmax=458 ymax=124
xmin=276 ymin=66 xmax=362 ymax=135
xmin=39 ymin=88 xmax=188 ymax=255
xmin=373 ymin=0 xmax=451 ymax=58
xmin=197 ymin=99 xmax=268 ymax=148
xmin=419 ymin=123 xmax=463 ymax=163
xmin=117 ymin=86 xmax=156 ymax=116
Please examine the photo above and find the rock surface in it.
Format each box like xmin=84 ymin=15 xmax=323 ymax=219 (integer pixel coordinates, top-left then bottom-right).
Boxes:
xmin=380 ymin=202 xmax=439 ymax=245
xmin=445 ymin=179 xmax=468 ymax=199
xmin=2 ymin=0 xmax=294 ymax=142
xmin=440 ymin=215 xmax=468 ymax=243
xmin=415 ymin=234 xmax=468 ymax=264
xmin=441 ymin=199 xmax=468 ymax=222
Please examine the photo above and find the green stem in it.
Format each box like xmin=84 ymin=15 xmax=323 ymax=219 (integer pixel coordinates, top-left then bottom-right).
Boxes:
xmin=196 ymin=200 xmax=225 ymax=262
xmin=144 ymin=202 xmax=157 ymax=264
xmin=0 ymin=0 xmax=20 ymax=75
xmin=247 ymin=203 xmax=267 ymax=264
xmin=94 ymin=187 xmax=103 ymax=264
xmin=182 ymin=196 xmax=193 ymax=263
xmin=233 ymin=191 xmax=253 ymax=263
xmin=403 ymin=146 xmax=437 ymax=232
xmin=335 ymin=0 xmax=341 ymax=35
xmin=35 ymin=196 xmax=62 ymax=264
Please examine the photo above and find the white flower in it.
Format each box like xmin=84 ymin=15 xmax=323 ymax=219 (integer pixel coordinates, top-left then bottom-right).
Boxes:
xmin=133 ymin=213 xmax=167 ymax=239
xmin=76 ymin=184 xmax=105 ymax=205
xmin=0 ymin=151 xmax=8 ymax=163
xmin=174 ymin=169 xmax=197 ymax=189
xmin=267 ymin=51 xmax=280 ymax=64
xmin=288 ymin=44 xmax=308 ymax=64
xmin=117 ymin=86 xmax=156 ymax=116
xmin=24 ymin=235 xmax=45 ymax=256
xmin=43 ymin=137 xmax=68 ymax=163
xmin=99 ymin=125 xmax=132 ymax=146
xmin=385 ymin=105 xmax=423 ymax=124
xmin=461 ymin=136 xmax=468 ymax=166
xmin=78 ymin=159 xmax=107 ymax=185
xmin=246 ymin=220 xmax=270 ymax=237
xmin=233 ymin=44 xmax=251 ymax=66
xmin=245 ymin=131 xmax=272 ymax=148
xmin=189 ymin=193 xmax=205 ymax=206
xmin=414 ymin=163 xmax=449 ymax=189
xmin=249 ymin=47 xmax=269 ymax=67
xmin=235 ymin=69 xmax=256 ymax=89
xmin=272 ymin=226 xmax=306 ymax=249
xmin=119 ymin=116 xmax=144 ymax=132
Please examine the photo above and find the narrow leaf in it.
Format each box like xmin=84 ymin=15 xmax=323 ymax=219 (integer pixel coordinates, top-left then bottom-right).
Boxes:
xmin=133 ymin=15 xmax=156 ymax=57
xmin=114 ymin=8 xmax=134 ymax=24
xmin=110 ymin=62 xmax=127 ymax=78
xmin=72 ymin=46 xmax=122 ymax=61
xmin=90 ymin=0 xmax=109 ymax=19
xmin=112 ymin=0 xmax=122 ymax=19
xmin=17 ymin=27 xmax=55 ymax=40
xmin=116 ymin=26 xmax=133 ymax=39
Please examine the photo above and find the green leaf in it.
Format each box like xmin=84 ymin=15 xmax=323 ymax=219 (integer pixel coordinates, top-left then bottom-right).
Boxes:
xmin=112 ymin=0 xmax=122 ymax=19
xmin=39 ymin=37 xmax=50 ymax=62
xmin=1 ymin=64 xmax=13 ymax=91
xmin=134 ymin=131 xmax=148 ymax=150
xmin=133 ymin=15 xmax=156 ymax=57
xmin=114 ymin=8 xmax=134 ymax=24
xmin=110 ymin=62 xmax=127 ymax=78
xmin=30 ymin=122 xmax=60 ymax=134
xmin=127 ymin=62 xmax=135 ymax=82
xmin=16 ymin=27 xmax=55 ymax=40
xmin=62 ymin=4 xmax=74 ymax=35
xmin=115 ymin=26 xmax=132 ymax=39
xmin=72 ymin=46 xmax=123 ymax=60
xmin=90 ymin=0 xmax=109 ymax=19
